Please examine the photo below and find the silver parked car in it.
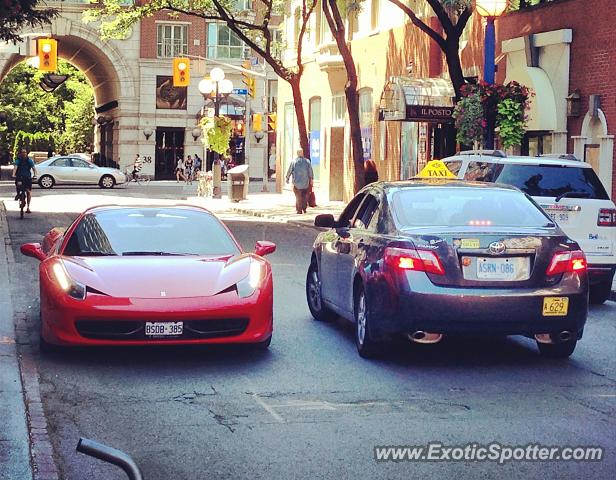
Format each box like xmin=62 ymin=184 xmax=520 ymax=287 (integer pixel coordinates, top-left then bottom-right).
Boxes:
xmin=35 ymin=156 xmax=126 ymax=189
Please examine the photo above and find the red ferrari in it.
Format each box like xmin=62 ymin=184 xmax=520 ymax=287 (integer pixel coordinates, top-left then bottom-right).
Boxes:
xmin=20 ymin=205 xmax=276 ymax=351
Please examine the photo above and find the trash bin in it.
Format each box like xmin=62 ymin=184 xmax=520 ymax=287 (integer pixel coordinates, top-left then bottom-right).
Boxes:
xmin=227 ymin=164 xmax=249 ymax=202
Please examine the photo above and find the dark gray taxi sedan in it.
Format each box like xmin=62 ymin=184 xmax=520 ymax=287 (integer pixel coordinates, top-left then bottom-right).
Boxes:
xmin=306 ymin=180 xmax=589 ymax=359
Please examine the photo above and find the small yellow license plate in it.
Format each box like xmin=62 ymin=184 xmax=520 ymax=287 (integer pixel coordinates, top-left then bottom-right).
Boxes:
xmin=542 ymin=297 xmax=569 ymax=316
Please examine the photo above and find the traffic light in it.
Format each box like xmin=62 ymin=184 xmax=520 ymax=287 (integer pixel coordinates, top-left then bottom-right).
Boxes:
xmin=38 ymin=38 xmax=57 ymax=72
xmin=241 ymin=60 xmax=255 ymax=98
xmin=267 ymin=113 xmax=277 ymax=132
xmin=172 ymin=57 xmax=190 ymax=87
xmin=252 ymin=113 xmax=263 ymax=131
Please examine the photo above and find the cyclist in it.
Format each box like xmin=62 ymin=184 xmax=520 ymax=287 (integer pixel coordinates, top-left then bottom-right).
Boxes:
xmin=12 ymin=149 xmax=37 ymax=214
xmin=131 ymin=154 xmax=143 ymax=182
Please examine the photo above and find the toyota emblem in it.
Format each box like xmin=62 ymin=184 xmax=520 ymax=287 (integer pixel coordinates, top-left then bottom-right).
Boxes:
xmin=488 ymin=241 xmax=506 ymax=255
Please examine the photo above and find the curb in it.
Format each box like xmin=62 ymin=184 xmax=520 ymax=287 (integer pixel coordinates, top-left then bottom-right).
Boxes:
xmin=0 ymin=201 xmax=61 ymax=480
xmin=229 ymin=206 xmax=326 ymax=231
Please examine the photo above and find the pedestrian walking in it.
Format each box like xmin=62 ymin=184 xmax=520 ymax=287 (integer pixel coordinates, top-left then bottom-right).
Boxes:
xmin=175 ymin=156 xmax=185 ymax=182
xmin=194 ymin=154 xmax=202 ymax=175
xmin=185 ymin=155 xmax=194 ymax=184
xmin=285 ymin=148 xmax=314 ymax=214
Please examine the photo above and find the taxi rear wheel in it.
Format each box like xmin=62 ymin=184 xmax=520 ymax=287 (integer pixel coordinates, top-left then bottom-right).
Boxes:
xmin=537 ymin=338 xmax=577 ymax=359
xmin=354 ymin=286 xmax=382 ymax=359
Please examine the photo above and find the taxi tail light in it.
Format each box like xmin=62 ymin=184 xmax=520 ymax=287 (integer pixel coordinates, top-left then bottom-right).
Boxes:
xmin=597 ymin=208 xmax=616 ymax=226
xmin=384 ymin=247 xmax=445 ymax=275
xmin=546 ymin=250 xmax=587 ymax=276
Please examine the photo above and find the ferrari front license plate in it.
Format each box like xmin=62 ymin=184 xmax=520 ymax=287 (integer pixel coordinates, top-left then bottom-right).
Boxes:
xmin=145 ymin=322 xmax=183 ymax=337
xmin=542 ymin=297 xmax=569 ymax=317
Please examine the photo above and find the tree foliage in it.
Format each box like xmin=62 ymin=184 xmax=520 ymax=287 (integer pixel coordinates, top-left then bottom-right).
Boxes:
xmin=0 ymin=60 xmax=95 ymax=159
xmin=0 ymin=0 xmax=57 ymax=43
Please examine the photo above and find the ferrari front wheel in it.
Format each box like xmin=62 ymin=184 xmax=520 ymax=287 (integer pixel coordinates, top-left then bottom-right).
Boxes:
xmin=39 ymin=334 xmax=62 ymax=354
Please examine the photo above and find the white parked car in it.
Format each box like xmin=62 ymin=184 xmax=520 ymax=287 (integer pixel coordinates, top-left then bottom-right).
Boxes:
xmin=34 ymin=156 xmax=126 ymax=189
xmin=442 ymin=150 xmax=616 ymax=304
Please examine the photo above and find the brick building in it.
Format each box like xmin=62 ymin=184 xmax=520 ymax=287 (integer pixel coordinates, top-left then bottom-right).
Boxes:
xmin=0 ymin=1 xmax=278 ymax=180
xmin=276 ymin=0 xmax=615 ymax=201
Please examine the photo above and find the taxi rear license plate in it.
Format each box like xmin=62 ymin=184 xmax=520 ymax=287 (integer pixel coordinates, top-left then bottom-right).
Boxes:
xmin=145 ymin=322 xmax=183 ymax=336
xmin=542 ymin=297 xmax=569 ymax=316
xmin=477 ymin=257 xmax=519 ymax=280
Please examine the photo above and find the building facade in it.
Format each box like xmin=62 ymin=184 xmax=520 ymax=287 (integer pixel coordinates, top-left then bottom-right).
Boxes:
xmin=0 ymin=0 xmax=278 ymax=179
xmin=276 ymin=0 xmax=616 ymax=201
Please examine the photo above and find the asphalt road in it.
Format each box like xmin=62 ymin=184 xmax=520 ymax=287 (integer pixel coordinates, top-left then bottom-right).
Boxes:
xmin=3 ymin=185 xmax=616 ymax=480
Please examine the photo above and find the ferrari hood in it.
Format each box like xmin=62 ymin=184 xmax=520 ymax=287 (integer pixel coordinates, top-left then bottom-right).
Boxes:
xmin=62 ymin=255 xmax=251 ymax=299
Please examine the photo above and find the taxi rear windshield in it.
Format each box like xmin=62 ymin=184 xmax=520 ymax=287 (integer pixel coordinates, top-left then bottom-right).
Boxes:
xmin=464 ymin=162 xmax=609 ymax=199
xmin=391 ymin=187 xmax=552 ymax=228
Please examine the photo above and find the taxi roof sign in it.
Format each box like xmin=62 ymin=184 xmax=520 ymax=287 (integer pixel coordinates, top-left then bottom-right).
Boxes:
xmin=416 ymin=160 xmax=456 ymax=178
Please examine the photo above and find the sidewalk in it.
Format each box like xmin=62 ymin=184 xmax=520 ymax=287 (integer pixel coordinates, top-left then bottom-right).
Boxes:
xmin=187 ymin=185 xmax=345 ymax=229
xmin=0 ymin=202 xmax=32 ymax=480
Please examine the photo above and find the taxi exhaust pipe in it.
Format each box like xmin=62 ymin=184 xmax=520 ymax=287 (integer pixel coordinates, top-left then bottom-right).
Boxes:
xmin=535 ymin=331 xmax=572 ymax=344
xmin=408 ymin=331 xmax=443 ymax=344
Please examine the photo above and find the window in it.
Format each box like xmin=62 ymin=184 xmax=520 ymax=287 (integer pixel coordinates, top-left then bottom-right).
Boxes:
xmin=442 ymin=160 xmax=463 ymax=176
xmin=268 ymin=80 xmax=278 ymax=112
xmin=71 ymin=159 xmax=90 ymax=168
xmin=463 ymin=163 xmax=610 ymax=200
xmin=332 ymin=94 xmax=345 ymax=127
xmin=207 ymin=23 xmax=249 ymax=59
xmin=353 ymin=194 xmax=380 ymax=230
xmin=51 ymin=158 xmax=70 ymax=167
xmin=391 ymin=188 xmax=552 ymax=229
xmin=309 ymin=97 xmax=321 ymax=131
xmin=157 ymin=24 xmax=188 ymax=58
xmin=338 ymin=193 xmax=365 ymax=228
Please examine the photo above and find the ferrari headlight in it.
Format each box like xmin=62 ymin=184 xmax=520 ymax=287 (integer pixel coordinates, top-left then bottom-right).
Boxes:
xmin=236 ymin=260 xmax=264 ymax=298
xmin=52 ymin=262 xmax=86 ymax=300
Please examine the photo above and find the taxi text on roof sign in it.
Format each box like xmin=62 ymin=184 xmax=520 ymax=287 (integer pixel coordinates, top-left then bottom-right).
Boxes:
xmin=417 ymin=160 xmax=456 ymax=178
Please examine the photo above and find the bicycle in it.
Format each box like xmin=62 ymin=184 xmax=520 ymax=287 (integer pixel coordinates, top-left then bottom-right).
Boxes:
xmin=124 ymin=169 xmax=151 ymax=186
xmin=15 ymin=180 xmax=27 ymax=219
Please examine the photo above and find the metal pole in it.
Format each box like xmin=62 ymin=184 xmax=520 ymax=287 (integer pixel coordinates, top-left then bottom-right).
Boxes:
xmin=212 ymin=81 xmax=222 ymax=198
xmin=483 ymin=16 xmax=496 ymax=149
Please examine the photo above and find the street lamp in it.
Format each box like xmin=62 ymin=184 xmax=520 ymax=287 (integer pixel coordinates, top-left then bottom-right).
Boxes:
xmin=198 ymin=68 xmax=234 ymax=198
xmin=476 ymin=0 xmax=508 ymax=149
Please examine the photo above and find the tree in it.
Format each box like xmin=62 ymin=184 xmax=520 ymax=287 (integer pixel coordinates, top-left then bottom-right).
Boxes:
xmin=321 ymin=0 xmax=365 ymax=193
xmin=387 ymin=0 xmax=472 ymax=98
xmin=0 ymin=60 xmax=95 ymax=156
xmin=85 ymin=0 xmax=317 ymax=157
xmin=0 ymin=0 xmax=57 ymax=43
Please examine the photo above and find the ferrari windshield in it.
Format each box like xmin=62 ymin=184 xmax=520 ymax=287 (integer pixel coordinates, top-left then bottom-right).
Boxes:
xmin=62 ymin=208 xmax=240 ymax=256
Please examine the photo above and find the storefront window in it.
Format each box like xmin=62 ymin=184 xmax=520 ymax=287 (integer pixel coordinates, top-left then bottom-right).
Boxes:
xmin=309 ymin=97 xmax=322 ymax=182
xmin=359 ymin=88 xmax=373 ymax=162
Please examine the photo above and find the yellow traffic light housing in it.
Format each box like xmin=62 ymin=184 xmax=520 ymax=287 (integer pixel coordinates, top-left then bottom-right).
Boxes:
xmin=252 ymin=113 xmax=263 ymax=131
xmin=38 ymin=38 xmax=57 ymax=72
xmin=241 ymin=60 xmax=256 ymax=98
xmin=173 ymin=57 xmax=190 ymax=87
xmin=267 ymin=113 xmax=277 ymax=131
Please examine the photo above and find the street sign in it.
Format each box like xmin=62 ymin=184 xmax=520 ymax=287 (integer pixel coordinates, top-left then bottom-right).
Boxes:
xmin=249 ymin=56 xmax=259 ymax=67
xmin=416 ymin=160 xmax=456 ymax=178
xmin=233 ymin=88 xmax=248 ymax=95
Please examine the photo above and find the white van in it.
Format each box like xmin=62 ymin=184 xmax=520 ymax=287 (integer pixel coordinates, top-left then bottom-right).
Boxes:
xmin=442 ymin=150 xmax=616 ymax=304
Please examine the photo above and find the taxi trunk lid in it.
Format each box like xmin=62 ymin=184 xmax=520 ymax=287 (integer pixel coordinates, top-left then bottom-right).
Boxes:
xmin=399 ymin=227 xmax=572 ymax=288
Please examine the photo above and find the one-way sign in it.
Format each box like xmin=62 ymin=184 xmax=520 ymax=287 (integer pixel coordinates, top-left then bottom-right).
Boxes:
xmin=233 ymin=88 xmax=248 ymax=95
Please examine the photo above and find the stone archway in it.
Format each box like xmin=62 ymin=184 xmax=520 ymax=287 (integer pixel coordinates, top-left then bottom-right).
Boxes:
xmin=0 ymin=14 xmax=140 ymax=167
xmin=573 ymin=107 xmax=614 ymax=197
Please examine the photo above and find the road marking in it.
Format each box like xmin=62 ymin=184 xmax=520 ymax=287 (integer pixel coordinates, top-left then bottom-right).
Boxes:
xmin=251 ymin=393 xmax=284 ymax=423
xmin=273 ymin=400 xmax=337 ymax=411
xmin=594 ymin=394 xmax=616 ymax=398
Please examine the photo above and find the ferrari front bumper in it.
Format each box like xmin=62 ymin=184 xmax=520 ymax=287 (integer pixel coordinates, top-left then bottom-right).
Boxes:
xmin=41 ymin=287 xmax=273 ymax=347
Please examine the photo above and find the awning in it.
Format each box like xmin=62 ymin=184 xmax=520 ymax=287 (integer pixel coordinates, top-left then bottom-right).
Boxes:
xmin=379 ymin=76 xmax=455 ymax=122
xmin=504 ymin=66 xmax=556 ymax=131
xmin=202 ymin=94 xmax=249 ymax=118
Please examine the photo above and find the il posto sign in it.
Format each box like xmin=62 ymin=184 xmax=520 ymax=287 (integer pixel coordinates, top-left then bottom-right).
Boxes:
xmin=406 ymin=105 xmax=454 ymax=123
